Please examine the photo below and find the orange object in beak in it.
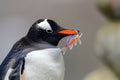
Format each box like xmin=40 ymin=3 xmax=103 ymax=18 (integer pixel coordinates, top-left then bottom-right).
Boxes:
xmin=58 ymin=30 xmax=78 ymax=35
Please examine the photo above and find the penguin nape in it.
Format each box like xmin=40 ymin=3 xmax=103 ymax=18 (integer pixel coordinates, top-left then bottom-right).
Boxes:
xmin=0 ymin=19 xmax=80 ymax=80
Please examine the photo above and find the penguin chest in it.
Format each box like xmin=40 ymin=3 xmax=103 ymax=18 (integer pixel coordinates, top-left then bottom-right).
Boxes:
xmin=24 ymin=48 xmax=65 ymax=80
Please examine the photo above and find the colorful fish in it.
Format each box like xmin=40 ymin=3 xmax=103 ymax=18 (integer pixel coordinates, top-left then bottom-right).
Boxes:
xmin=62 ymin=33 xmax=82 ymax=54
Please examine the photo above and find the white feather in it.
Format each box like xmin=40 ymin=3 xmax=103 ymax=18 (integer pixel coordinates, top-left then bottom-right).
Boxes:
xmin=24 ymin=48 xmax=65 ymax=80
xmin=37 ymin=19 xmax=52 ymax=31
xmin=4 ymin=68 xmax=13 ymax=80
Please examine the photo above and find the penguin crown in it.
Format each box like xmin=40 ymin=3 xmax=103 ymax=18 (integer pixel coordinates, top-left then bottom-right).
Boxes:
xmin=32 ymin=19 xmax=58 ymax=33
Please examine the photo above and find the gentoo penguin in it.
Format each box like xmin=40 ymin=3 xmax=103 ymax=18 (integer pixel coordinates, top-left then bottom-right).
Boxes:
xmin=0 ymin=19 xmax=79 ymax=80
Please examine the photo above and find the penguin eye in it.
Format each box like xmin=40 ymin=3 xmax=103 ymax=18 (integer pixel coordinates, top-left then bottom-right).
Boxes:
xmin=46 ymin=29 xmax=53 ymax=33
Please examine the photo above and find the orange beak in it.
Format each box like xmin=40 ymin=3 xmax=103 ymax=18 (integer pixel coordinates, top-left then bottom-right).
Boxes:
xmin=58 ymin=29 xmax=78 ymax=35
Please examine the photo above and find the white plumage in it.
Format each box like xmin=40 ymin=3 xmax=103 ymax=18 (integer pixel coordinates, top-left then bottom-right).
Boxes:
xmin=37 ymin=19 xmax=52 ymax=31
xmin=24 ymin=48 xmax=65 ymax=80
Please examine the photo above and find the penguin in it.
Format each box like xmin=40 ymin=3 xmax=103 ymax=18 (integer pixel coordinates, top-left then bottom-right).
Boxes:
xmin=0 ymin=19 xmax=79 ymax=80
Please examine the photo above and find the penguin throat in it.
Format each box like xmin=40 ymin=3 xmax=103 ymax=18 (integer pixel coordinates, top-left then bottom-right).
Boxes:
xmin=26 ymin=35 xmax=60 ymax=47
xmin=43 ymin=37 xmax=61 ymax=46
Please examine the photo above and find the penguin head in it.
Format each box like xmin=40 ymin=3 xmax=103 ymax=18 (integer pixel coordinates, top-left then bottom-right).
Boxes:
xmin=27 ymin=19 xmax=79 ymax=46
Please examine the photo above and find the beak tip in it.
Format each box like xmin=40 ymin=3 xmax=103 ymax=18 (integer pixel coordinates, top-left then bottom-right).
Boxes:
xmin=77 ymin=30 xmax=80 ymax=33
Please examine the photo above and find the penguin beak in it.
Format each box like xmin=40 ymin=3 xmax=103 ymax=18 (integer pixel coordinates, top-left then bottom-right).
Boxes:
xmin=58 ymin=29 xmax=78 ymax=35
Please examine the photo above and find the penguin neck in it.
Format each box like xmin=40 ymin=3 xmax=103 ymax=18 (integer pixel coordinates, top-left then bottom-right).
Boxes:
xmin=25 ymin=36 xmax=58 ymax=49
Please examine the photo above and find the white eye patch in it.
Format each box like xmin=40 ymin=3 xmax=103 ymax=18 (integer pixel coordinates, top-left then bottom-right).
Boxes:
xmin=37 ymin=19 xmax=52 ymax=31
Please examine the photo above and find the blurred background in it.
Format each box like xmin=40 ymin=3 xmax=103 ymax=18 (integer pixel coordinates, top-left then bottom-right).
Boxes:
xmin=0 ymin=0 xmax=107 ymax=80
